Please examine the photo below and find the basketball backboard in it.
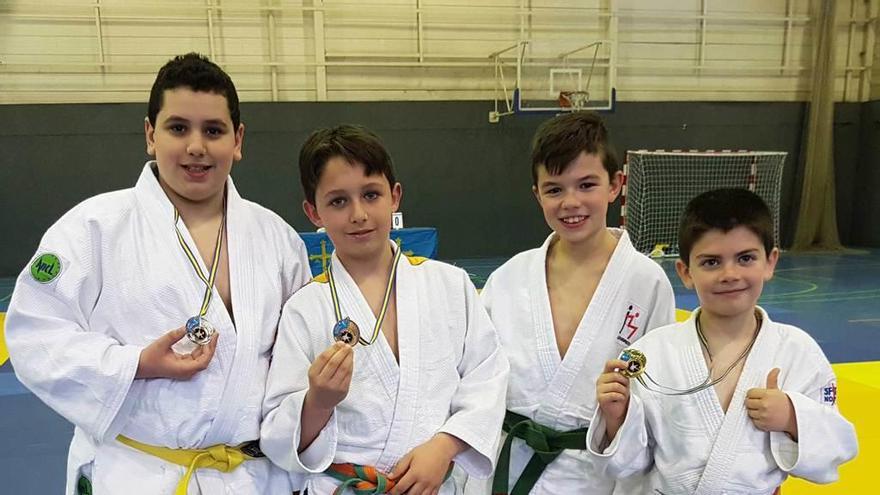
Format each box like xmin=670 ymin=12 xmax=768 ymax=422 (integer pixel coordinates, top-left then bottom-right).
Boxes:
xmin=489 ymin=39 xmax=615 ymax=123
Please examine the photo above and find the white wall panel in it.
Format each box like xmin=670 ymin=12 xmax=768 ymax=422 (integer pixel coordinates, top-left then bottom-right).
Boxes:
xmin=1 ymin=0 xmax=876 ymax=104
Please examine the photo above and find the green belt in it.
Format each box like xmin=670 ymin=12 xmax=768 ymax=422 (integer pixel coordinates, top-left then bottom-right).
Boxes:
xmin=492 ymin=410 xmax=588 ymax=495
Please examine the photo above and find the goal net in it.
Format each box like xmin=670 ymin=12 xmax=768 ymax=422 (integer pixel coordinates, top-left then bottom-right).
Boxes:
xmin=621 ymin=150 xmax=786 ymax=256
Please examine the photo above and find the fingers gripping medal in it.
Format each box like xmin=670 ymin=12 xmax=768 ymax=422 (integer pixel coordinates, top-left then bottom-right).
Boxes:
xmin=619 ymin=349 xmax=647 ymax=378
xmin=333 ymin=317 xmax=360 ymax=346
xmin=174 ymin=197 xmax=225 ymax=347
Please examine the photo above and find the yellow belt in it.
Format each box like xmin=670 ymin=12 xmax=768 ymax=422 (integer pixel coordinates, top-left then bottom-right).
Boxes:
xmin=116 ymin=435 xmax=261 ymax=495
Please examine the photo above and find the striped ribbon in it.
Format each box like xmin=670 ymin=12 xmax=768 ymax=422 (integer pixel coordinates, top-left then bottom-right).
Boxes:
xmin=328 ymin=245 xmax=401 ymax=346
xmin=173 ymin=196 xmax=226 ymax=318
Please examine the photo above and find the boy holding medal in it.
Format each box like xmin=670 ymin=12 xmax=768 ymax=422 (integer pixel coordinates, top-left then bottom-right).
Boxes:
xmin=5 ymin=53 xmax=311 ymax=494
xmin=260 ymin=124 xmax=510 ymax=494
xmin=590 ymin=188 xmax=858 ymax=493
xmin=466 ymin=112 xmax=675 ymax=495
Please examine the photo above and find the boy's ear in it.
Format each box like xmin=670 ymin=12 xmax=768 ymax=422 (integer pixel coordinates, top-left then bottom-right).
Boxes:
xmin=764 ymin=247 xmax=780 ymax=281
xmin=532 ymin=184 xmax=541 ymax=204
xmin=675 ymin=259 xmax=694 ymax=289
xmin=391 ymin=182 xmax=403 ymax=212
xmin=233 ymin=123 xmax=245 ymax=162
xmin=302 ymin=200 xmax=323 ymax=228
xmin=145 ymin=117 xmax=156 ymax=157
xmin=608 ymin=170 xmax=624 ymax=202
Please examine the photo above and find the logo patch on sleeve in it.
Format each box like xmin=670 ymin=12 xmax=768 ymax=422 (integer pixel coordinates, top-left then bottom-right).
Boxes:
xmin=822 ymin=381 xmax=838 ymax=405
xmin=617 ymin=303 xmax=644 ymax=345
xmin=30 ymin=253 xmax=63 ymax=283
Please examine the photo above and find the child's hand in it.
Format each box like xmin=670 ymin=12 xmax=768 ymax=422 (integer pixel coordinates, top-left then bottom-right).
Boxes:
xmin=304 ymin=342 xmax=354 ymax=412
xmin=597 ymin=359 xmax=631 ymax=440
xmin=136 ymin=327 xmax=218 ymax=379
xmin=746 ymin=368 xmax=798 ymax=440
xmin=389 ymin=433 xmax=464 ymax=495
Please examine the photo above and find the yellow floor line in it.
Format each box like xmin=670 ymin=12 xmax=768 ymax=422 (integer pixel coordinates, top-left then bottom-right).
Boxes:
xmin=0 ymin=312 xmax=7 ymax=366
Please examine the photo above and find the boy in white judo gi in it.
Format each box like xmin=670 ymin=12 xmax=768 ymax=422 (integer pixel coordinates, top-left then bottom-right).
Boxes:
xmin=469 ymin=112 xmax=676 ymax=495
xmin=5 ymin=53 xmax=311 ymax=494
xmin=591 ymin=188 xmax=858 ymax=494
xmin=260 ymin=124 xmax=510 ymax=494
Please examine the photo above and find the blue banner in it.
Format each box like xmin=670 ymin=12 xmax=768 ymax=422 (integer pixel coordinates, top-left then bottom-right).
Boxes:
xmin=300 ymin=227 xmax=439 ymax=276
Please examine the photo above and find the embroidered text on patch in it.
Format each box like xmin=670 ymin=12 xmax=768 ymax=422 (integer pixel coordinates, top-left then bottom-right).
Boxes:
xmin=822 ymin=382 xmax=837 ymax=405
xmin=30 ymin=253 xmax=63 ymax=283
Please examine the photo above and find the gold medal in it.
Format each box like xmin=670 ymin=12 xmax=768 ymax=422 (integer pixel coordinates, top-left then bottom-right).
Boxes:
xmin=619 ymin=348 xmax=647 ymax=378
xmin=619 ymin=310 xmax=762 ymax=395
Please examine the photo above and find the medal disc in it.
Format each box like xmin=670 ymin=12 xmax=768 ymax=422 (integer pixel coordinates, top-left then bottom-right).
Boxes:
xmin=619 ymin=348 xmax=647 ymax=378
xmin=186 ymin=316 xmax=216 ymax=346
xmin=333 ymin=317 xmax=360 ymax=346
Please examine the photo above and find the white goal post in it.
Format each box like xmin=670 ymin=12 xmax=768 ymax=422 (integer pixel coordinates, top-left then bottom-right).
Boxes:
xmin=621 ymin=150 xmax=786 ymax=256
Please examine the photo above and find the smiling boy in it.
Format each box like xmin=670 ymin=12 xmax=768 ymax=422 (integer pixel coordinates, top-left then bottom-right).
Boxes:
xmin=5 ymin=53 xmax=311 ymax=494
xmin=590 ymin=188 xmax=858 ymax=493
xmin=467 ymin=111 xmax=676 ymax=495
xmin=260 ymin=124 xmax=509 ymax=494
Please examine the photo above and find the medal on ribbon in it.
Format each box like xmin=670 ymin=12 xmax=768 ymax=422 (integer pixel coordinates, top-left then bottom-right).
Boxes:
xmin=174 ymin=195 xmax=226 ymax=346
xmin=327 ymin=246 xmax=402 ymax=347
xmin=332 ymin=317 xmax=361 ymax=346
xmin=618 ymin=348 xmax=647 ymax=378
xmin=185 ymin=316 xmax=215 ymax=346
xmin=618 ymin=310 xmax=762 ymax=395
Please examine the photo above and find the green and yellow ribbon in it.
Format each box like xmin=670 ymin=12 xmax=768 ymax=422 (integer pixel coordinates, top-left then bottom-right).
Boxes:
xmin=173 ymin=198 xmax=225 ymax=319
xmin=328 ymin=246 xmax=401 ymax=346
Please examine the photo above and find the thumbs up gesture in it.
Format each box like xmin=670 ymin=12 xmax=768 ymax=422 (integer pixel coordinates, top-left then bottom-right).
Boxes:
xmin=745 ymin=368 xmax=799 ymax=440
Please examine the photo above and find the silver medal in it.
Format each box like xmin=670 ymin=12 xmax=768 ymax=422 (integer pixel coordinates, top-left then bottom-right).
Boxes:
xmin=186 ymin=316 xmax=215 ymax=346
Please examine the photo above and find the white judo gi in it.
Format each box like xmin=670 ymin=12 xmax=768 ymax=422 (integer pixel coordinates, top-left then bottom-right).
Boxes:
xmin=587 ymin=307 xmax=858 ymax=495
xmin=469 ymin=229 xmax=676 ymax=495
xmin=260 ymin=244 xmax=510 ymax=494
xmin=5 ymin=162 xmax=311 ymax=494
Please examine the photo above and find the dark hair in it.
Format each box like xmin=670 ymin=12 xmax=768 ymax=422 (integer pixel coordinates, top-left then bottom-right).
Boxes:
xmin=148 ymin=53 xmax=240 ymax=129
xmin=530 ymin=111 xmax=619 ymax=185
xmin=299 ymin=125 xmax=396 ymax=204
xmin=678 ymin=188 xmax=775 ymax=265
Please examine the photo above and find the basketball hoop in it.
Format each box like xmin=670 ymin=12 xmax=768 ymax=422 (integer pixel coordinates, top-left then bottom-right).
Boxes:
xmin=558 ymin=91 xmax=590 ymax=110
